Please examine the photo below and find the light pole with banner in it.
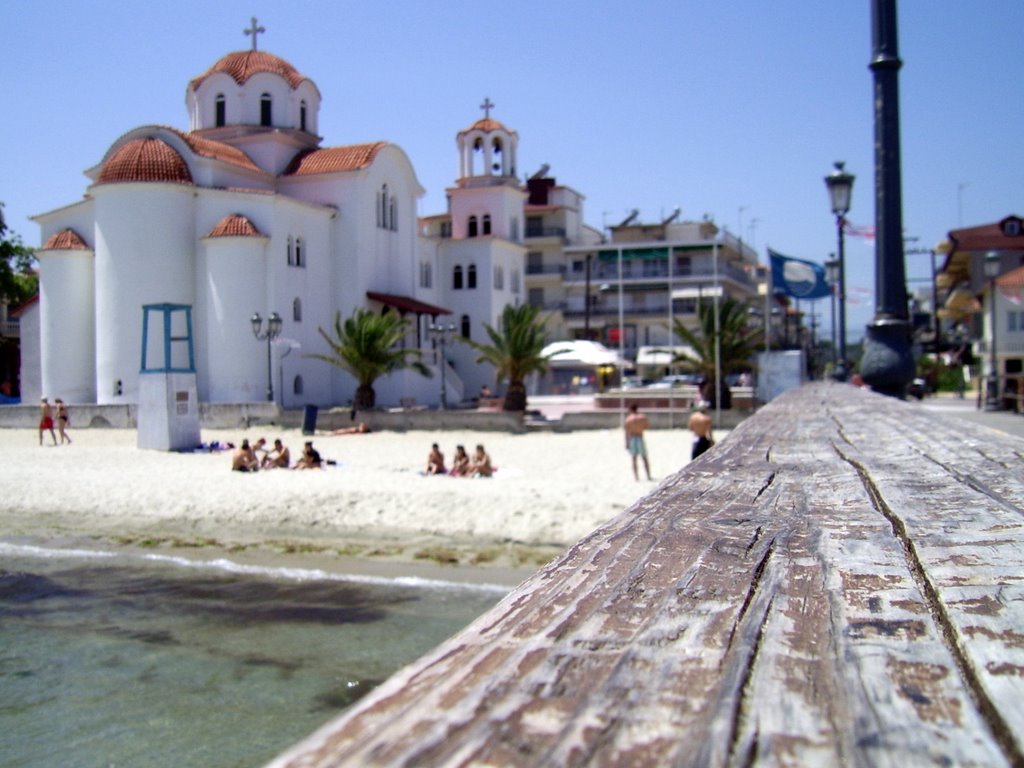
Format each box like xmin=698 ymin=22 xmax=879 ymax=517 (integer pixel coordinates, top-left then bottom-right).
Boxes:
xmin=824 ymin=161 xmax=854 ymax=380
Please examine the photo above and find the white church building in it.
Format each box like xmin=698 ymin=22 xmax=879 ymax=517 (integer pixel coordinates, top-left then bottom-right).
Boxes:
xmin=25 ymin=34 xmax=552 ymax=410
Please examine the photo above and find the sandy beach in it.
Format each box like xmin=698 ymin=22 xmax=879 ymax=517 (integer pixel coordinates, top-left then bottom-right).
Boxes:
xmin=1 ymin=423 xmax=723 ymax=586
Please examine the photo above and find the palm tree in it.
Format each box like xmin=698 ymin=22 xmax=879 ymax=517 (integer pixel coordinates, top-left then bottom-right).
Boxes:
xmin=308 ymin=308 xmax=430 ymax=409
xmin=671 ymin=297 xmax=762 ymax=408
xmin=463 ymin=304 xmax=555 ymax=412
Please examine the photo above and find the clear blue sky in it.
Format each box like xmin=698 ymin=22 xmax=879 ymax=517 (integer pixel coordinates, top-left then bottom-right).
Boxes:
xmin=2 ymin=1 xmax=1020 ymax=341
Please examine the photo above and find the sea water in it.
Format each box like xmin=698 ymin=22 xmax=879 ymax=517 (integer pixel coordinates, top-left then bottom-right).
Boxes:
xmin=0 ymin=543 xmax=505 ymax=768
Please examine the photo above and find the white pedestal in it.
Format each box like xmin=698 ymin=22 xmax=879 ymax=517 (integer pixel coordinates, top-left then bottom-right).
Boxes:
xmin=137 ymin=372 xmax=201 ymax=451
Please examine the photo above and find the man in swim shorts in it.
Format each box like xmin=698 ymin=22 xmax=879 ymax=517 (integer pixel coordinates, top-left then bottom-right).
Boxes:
xmin=39 ymin=397 xmax=57 ymax=446
xmin=624 ymin=403 xmax=652 ymax=481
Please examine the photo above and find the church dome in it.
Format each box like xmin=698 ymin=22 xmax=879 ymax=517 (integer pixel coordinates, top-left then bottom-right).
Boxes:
xmin=190 ymin=50 xmax=309 ymax=90
xmin=460 ymin=117 xmax=510 ymax=135
xmin=206 ymin=214 xmax=264 ymax=238
xmin=98 ymin=138 xmax=193 ymax=185
xmin=41 ymin=228 xmax=90 ymax=250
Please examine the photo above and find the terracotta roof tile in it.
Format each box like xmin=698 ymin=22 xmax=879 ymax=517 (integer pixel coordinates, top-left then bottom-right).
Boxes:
xmin=190 ymin=50 xmax=309 ymax=90
xmin=460 ymin=118 xmax=510 ymax=135
xmin=283 ymin=142 xmax=388 ymax=176
xmin=173 ymin=128 xmax=263 ymax=174
xmin=41 ymin=228 xmax=90 ymax=250
xmin=98 ymin=138 xmax=193 ymax=185
xmin=207 ymin=214 xmax=264 ymax=238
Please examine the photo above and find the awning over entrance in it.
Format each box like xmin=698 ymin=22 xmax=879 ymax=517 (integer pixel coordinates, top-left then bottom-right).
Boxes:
xmin=366 ymin=291 xmax=451 ymax=316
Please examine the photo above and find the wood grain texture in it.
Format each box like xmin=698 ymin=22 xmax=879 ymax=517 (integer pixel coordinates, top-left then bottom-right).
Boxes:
xmin=268 ymin=383 xmax=1024 ymax=768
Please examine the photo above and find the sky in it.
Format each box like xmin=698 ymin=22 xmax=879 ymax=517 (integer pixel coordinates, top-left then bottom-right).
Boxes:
xmin=2 ymin=0 xmax=1021 ymax=342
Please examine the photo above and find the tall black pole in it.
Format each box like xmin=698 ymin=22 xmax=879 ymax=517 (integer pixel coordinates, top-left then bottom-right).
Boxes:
xmin=860 ymin=0 xmax=916 ymax=396
xmin=836 ymin=217 xmax=848 ymax=377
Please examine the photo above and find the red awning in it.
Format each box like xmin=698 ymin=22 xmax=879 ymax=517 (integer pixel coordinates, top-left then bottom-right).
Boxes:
xmin=366 ymin=291 xmax=451 ymax=316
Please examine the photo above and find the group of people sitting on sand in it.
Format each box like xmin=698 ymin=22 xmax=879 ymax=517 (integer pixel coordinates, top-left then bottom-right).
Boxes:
xmin=231 ymin=437 xmax=324 ymax=472
xmin=425 ymin=442 xmax=493 ymax=478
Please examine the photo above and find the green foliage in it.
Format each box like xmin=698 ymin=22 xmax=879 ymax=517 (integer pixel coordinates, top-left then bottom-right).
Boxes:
xmin=671 ymin=297 xmax=762 ymax=379
xmin=0 ymin=203 xmax=37 ymax=311
xmin=462 ymin=303 xmax=554 ymax=412
xmin=308 ymin=308 xmax=430 ymax=409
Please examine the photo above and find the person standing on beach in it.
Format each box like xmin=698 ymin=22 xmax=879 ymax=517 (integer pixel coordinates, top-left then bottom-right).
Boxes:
xmin=688 ymin=405 xmax=714 ymax=460
xmin=55 ymin=398 xmax=71 ymax=444
xmin=39 ymin=398 xmax=57 ymax=446
xmin=624 ymin=404 xmax=652 ymax=481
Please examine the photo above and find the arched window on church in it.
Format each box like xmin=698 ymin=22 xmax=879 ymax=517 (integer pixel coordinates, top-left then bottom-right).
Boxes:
xmin=287 ymin=235 xmax=294 ymax=266
xmin=461 ymin=314 xmax=471 ymax=339
xmin=293 ymin=375 xmax=304 ymax=396
xmin=472 ymin=137 xmax=484 ymax=176
xmin=215 ymin=94 xmax=226 ymax=127
xmin=482 ymin=214 xmax=492 ymax=236
xmin=379 ymin=185 xmax=389 ymax=229
xmin=453 ymin=265 xmax=464 ymax=290
xmin=293 ymin=297 xmax=302 ymax=322
xmin=389 ymin=195 xmax=397 ymax=232
xmin=294 ymin=237 xmax=304 ymax=267
xmin=260 ymin=93 xmax=272 ymax=126
xmin=467 ymin=216 xmax=478 ymax=238
xmin=467 ymin=264 xmax=477 ymax=289
xmin=300 ymin=100 xmax=307 ymax=132
xmin=494 ymin=264 xmax=504 ymax=290
xmin=491 ymin=137 xmax=503 ymax=173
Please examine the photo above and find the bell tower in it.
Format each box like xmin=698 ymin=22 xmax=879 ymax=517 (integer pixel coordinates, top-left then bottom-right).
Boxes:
xmin=449 ymin=99 xmax=525 ymax=241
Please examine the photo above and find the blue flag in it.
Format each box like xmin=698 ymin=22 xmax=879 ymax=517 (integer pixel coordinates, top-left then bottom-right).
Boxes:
xmin=768 ymin=248 xmax=831 ymax=299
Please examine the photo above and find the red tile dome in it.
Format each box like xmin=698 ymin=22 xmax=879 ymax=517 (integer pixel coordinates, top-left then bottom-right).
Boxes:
xmin=98 ymin=138 xmax=193 ymax=185
xmin=206 ymin=214 xmax=263 ymax=238
xmin=190 ymin=50 xmax=308 ymax=90
xmin=41 ymin=228 xmax=90 ymax=250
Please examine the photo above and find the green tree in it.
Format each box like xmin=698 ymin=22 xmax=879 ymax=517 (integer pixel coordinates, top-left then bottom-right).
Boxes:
xmin=308 ymin=308 xmax=430 ymax=409
xmin=671 ymin=297 xmax=762 ymax=408
xmin=0 ymin=203 xmax=37 ymax=311
xmin=463 ymin=303 xmax=555 ymax=412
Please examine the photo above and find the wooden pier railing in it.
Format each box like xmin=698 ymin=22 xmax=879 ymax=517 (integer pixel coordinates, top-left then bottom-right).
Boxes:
xmin=268 ymin=382 xmax=1024 ymax=767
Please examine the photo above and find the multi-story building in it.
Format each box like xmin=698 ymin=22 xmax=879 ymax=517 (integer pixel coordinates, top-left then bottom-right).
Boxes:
xmin=524 ymin=210 xmax=762 ymax=375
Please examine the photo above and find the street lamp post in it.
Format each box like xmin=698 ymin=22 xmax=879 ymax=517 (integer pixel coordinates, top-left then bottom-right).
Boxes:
xmin=824 ymin=161 xmax=854 ymax=380
xmin=825 ymin=257 xmax=840 ymax=370
xmin=984 ymin=252 xmax=1001 ymax=411
xmin=251 ymin=311 xmax=283 ymax=402
xmin=859 ymin=0 xmax=915 ymax=397
xmin=429 ymin=322 xmax=457 ymax=409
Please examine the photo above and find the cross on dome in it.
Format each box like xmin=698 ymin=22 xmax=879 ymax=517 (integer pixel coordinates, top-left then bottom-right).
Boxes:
xmin=480 ymin=97 xmax=495 ymax=120
xmin=243 ymin=17 xmax=266 ymax=51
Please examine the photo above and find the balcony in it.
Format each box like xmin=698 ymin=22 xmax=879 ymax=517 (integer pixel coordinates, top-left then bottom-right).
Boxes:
xmin=525 ymin=225 xmax=567 ymax=241
xmin=525 ymin=264 xmax=567 ymax=276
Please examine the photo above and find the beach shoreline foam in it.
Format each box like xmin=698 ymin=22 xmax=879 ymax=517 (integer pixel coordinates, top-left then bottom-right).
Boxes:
xmin=1 ymin=424 xmax=712 ymax=587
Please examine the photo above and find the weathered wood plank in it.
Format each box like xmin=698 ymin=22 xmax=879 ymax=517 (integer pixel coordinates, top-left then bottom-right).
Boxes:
xmin=268 ymin=383 xmax=1024 ymax=767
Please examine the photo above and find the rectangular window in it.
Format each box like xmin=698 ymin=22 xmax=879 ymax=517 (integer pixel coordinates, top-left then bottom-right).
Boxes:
xmin=420 ymin=261 xmax=432 ymax=289
xmin=511 ymin=268 xmax=520 ymax=294
xmin=1010 ymin=311 xmax=1020 ymax=333
xmin=528 ymin=287 xmax=544 ymax=308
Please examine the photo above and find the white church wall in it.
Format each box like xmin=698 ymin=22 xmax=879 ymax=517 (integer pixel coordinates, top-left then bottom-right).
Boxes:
xmin=17 ymin=302 xmax=41 ymax=404
xmin=33 ymin=199 xmax=95 ymax=251
xmin=38 ymin=249 xmax=96 ymax=403
xmin=93 ymin=183 xmax=196 ymax=405
xmin=199 ymin=234 xmax=269 ymax=403
xmin=268 ymin=201 xmax=335 ymax=407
